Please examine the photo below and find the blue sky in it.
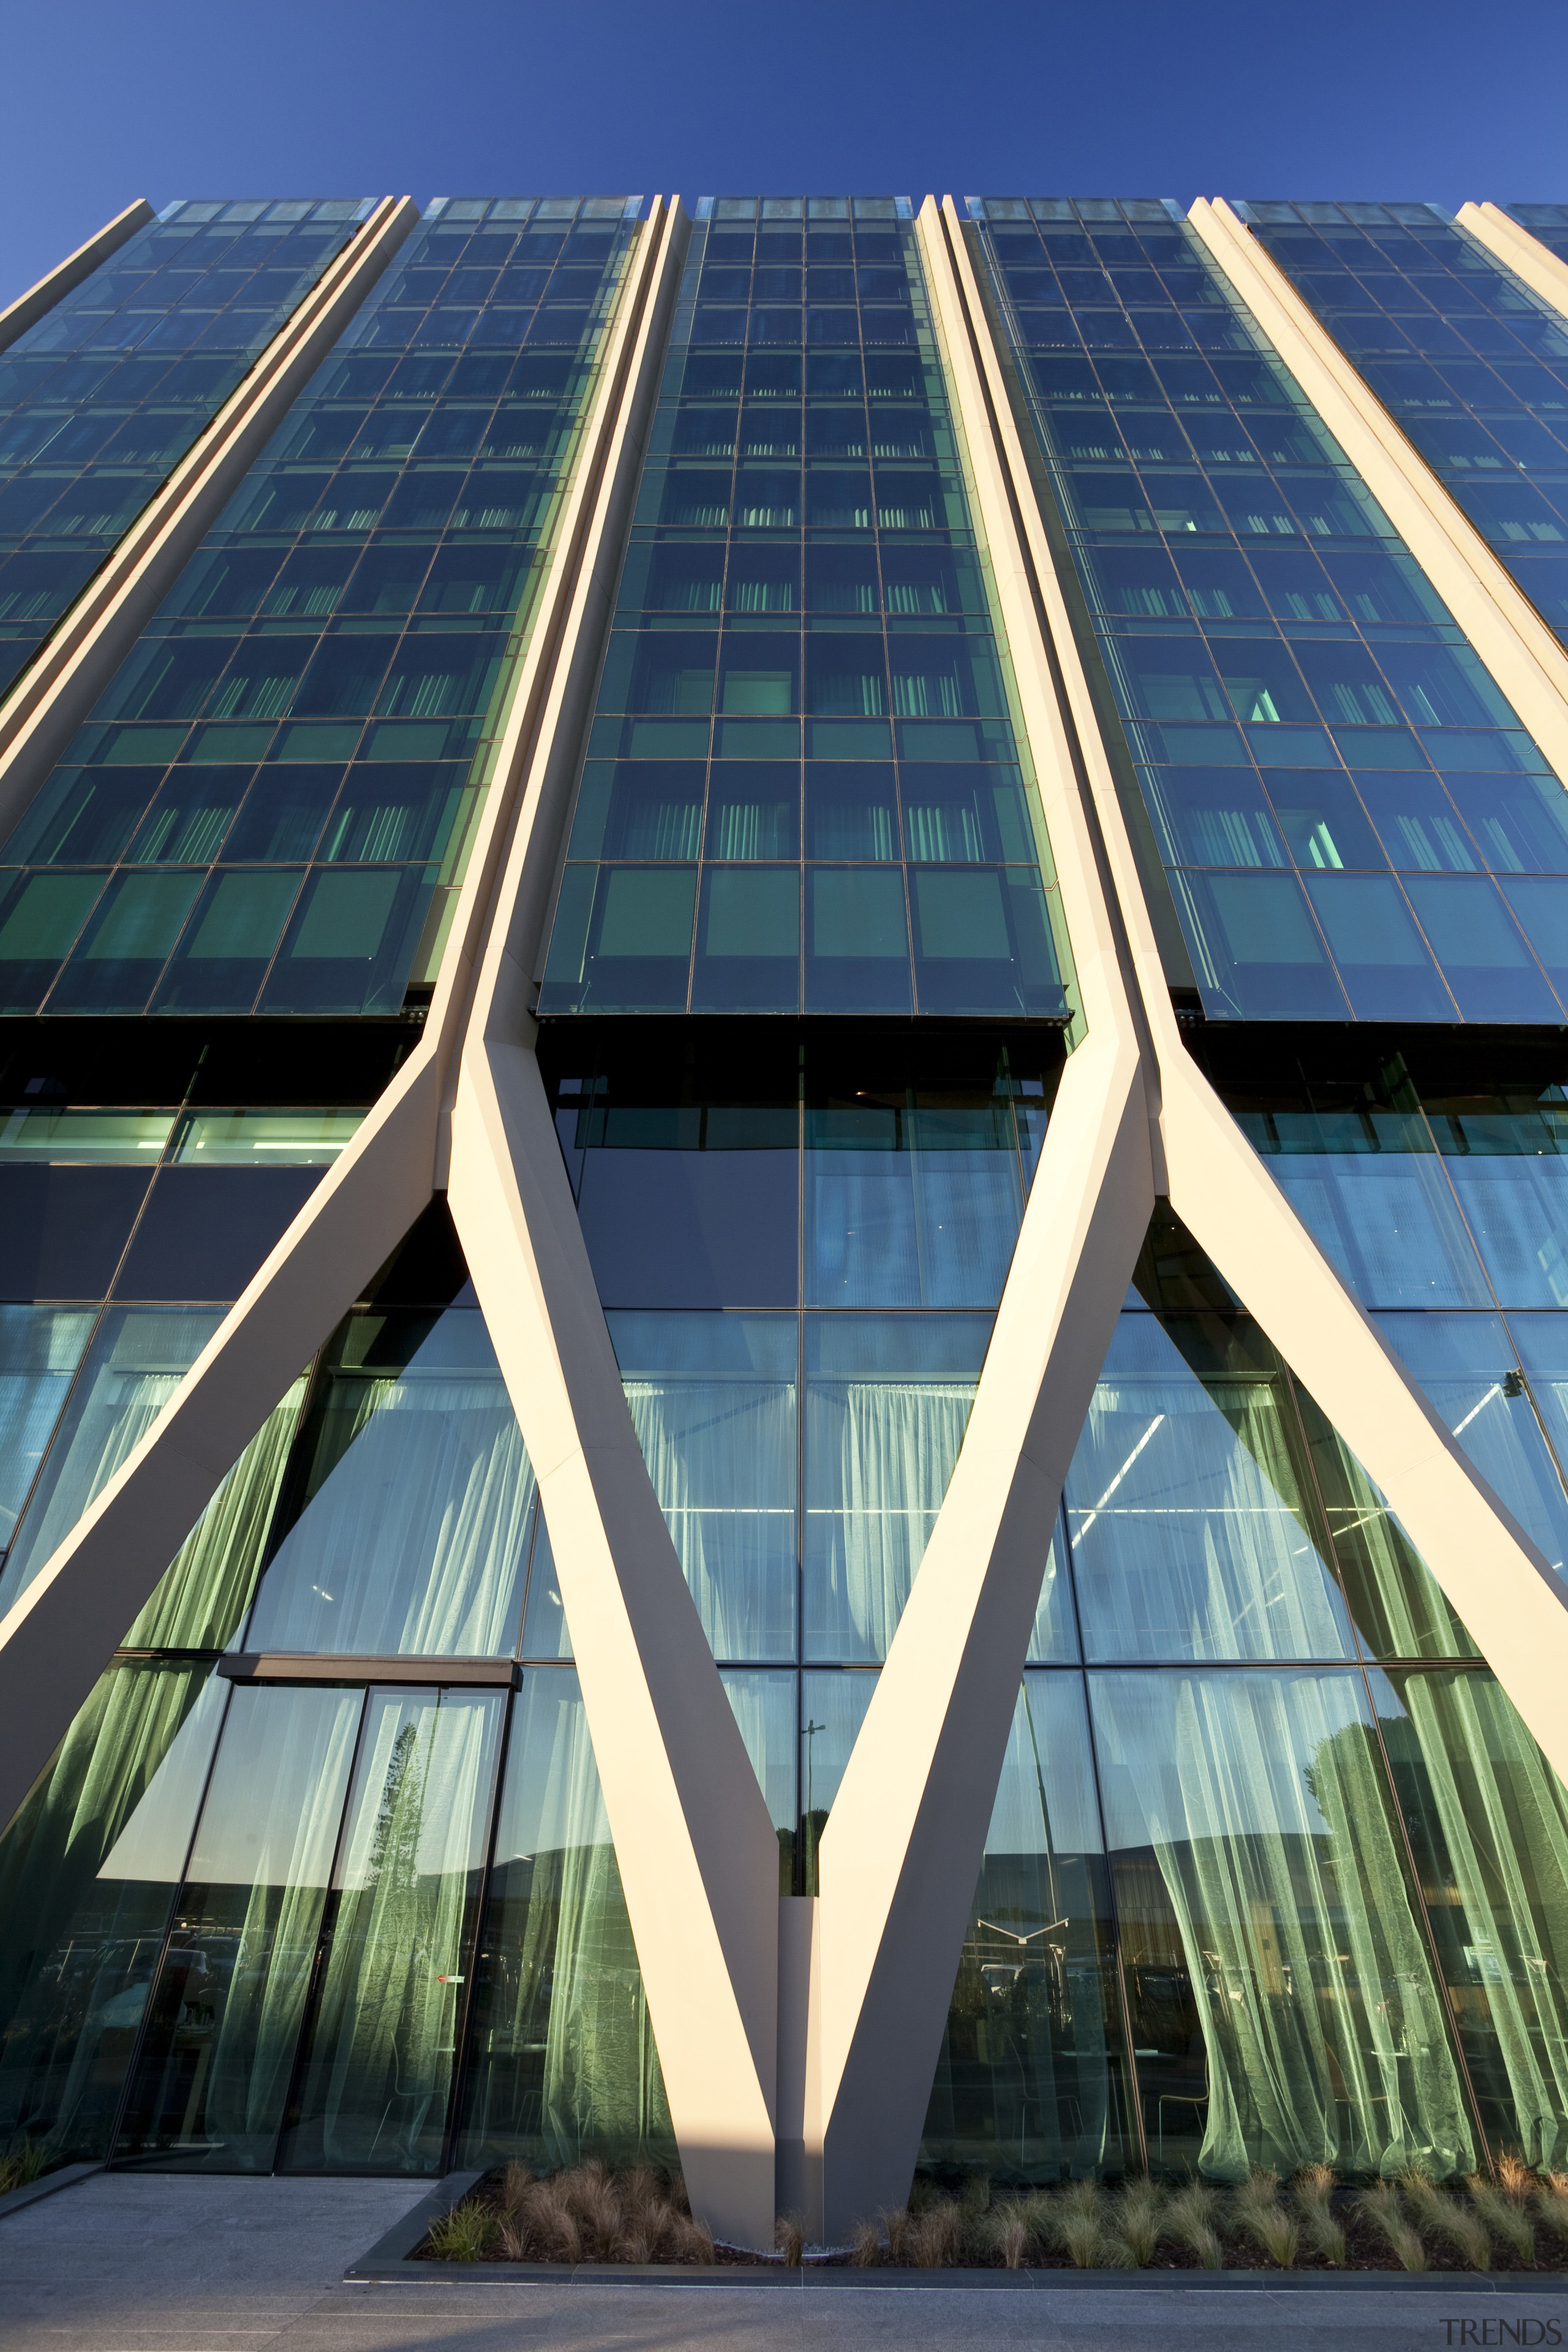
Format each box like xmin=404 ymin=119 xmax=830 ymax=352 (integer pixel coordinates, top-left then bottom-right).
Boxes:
xmin=2 ymin=0 xmax=1566 ymax=307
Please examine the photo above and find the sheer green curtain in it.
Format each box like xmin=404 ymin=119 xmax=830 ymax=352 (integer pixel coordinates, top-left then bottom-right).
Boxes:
xmin=456 ymin=1667 xmax=674 ymax=2171
xmin=0 ymin=1662 xmax=219 ymax=2159
xmin=1066 ymin=1316 xmax=1354 ymax=1663
xmin=244 ymin=1311 xmax=533 ymax=1657
xmin=1295 ymin=1385 xmax=1479 ymax=1660
xmin=115 ymin=1683 xmax=361 ymax=2169
xmin=1091 ymin=1668 xmax=1474 ymax=2179
xmin=1380 ymin=1667 xmax=1568 ymax=2169
xmin=1 ymin=1310 xmax=223 ymax=1611
xmin=124 ymin=1379 xmax=307 ymax=1651
xmin=720 ymin=1667 xmax=797 ymax=1890
xmin=284 ymin=1688 xmax=503 ymax=2173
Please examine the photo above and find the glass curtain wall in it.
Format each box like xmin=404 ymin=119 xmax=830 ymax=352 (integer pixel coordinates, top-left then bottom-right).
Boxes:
xmin=0 ymin=1036 xmax=391 ymax=1615
xmin=0 ymin=200 xmax=372 ymax=704
xmin=538 ymin=1017 xmax=1061 ymax=1893
xmin=1243 ymin=200 xmax=1568 ymax=649
xmin=539 ymin=194 xmax=1073 ymax=1022
xmin=0 ymin=198 xmax=640 ymax=1023
xmin=921 ymin=1210 xmax=1568 ymax=2186
xmin=0 ymin=1209 xmax=672 ymax=2176
xmin=964 ymin=195 xmax=1568 ymax=1024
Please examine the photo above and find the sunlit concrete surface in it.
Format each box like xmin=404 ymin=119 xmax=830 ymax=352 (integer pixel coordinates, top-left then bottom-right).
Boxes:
xmin=2 ymin=2171 xmax=1567 ymax=2352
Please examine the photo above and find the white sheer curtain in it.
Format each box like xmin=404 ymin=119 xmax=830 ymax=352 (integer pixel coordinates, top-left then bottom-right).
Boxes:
xmin=622 ymin=1373 xmax=795 ymax=1658
xmin=246 ymin=1362 xmax=534 ymax=1657
xmin=806 ymin=1376 xmax=976 ymax=1660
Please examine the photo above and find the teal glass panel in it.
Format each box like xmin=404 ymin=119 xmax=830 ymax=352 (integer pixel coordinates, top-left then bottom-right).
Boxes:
xmin=0 ymin=1305 xmax=96 ymax=1547
xmin=1065 ymin=1314 xmax=1355 ymax=1664
xmin=922 ymin=1672 xmax=1132 ymax=2183
xmin=802 ymin=1311 xmax=990 ymax=1662
xmin=799 ymin=1667 xmax=877 ymax=1894
xmin=243 ymin=1308 xmax=534 ymax=1658
xmin=605 ymin=1311 xmax=797 ymax=1662
xmin=1232 ymin=1106 xmax=1491 ymax=1308
xmin=970 ymin=195 xmax=1568 ymax=1024
xmin=1090 ymin=1665 xmax=1475 ymax=2179
xmin=0 ymin=1664 xmax=222 ymax=2162
xmin=1374 ymin=1313 xmax=1568 ymax=1585
xmin=0 ymin=1307 xmax=224 ymax=1614
xmin=0 ymin=201 xmax=369 ymax=706
xmin=720 ymin=1666 xmax=798 ymax=1893
xmin=1375 ymin=1665 xmax=1568 ymax=2171
xmin=115 ymin=1682 xmax=361 ymax=2169
xmin=805 ymin=1098 xmax=1023 ymax=1309
xmin=279 ymin=1684 xmax=503 ymax=2173
xmin=518 ymin=1506 xmax=571 ymax=1661
xmin=1250 ymin=202 xmax=1568 ymax=656
xmin=2 ymin=199 xmax=638 ymax=1019
xmin=453 ymin=1666 xmax=675 ymax=2170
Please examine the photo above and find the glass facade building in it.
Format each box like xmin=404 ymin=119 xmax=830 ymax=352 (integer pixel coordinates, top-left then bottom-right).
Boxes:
xmin=2 ymin=185 xmax=1568 ymax=2232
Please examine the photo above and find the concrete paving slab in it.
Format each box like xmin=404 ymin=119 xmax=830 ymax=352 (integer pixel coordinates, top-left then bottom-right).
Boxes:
xmin=0 ymin=2172 xmax=1564 ymax=2352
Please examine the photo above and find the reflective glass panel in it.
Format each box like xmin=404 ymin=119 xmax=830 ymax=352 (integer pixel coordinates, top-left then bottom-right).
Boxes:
xmin=1091 ymin=1666 xmax=1474 ymax=2179
xmin=1065 ymin=1314 xmax=1355 ymax=1663
xmin=922 ymin=1672 xmax=1133 ymax=2183
xmin=279 ymin=1684 xmax=503 ymax=2173
xmin=453 ymin=1666 xmax=674 ymax=2170
xmin=243 ymin=1308 xmax=534 ymax=1657
xmin=114 ymin=1681 xmax=360 ymax=2169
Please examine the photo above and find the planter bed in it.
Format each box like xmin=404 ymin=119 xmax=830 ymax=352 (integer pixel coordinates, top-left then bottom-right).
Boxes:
xmin=360 ymin=2158 xmax=1568 ymax=2282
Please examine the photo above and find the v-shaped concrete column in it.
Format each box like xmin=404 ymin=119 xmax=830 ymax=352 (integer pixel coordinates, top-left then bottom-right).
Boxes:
xmin=941 ymin=195 xmax=1568 ymax=1797
xmin=0 ymin=197 xmax=676 ymax=1836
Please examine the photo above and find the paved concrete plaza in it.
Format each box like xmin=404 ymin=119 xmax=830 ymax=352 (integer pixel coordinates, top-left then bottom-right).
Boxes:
xmin=2 ymin=2171 xmax=1566 ymax=2352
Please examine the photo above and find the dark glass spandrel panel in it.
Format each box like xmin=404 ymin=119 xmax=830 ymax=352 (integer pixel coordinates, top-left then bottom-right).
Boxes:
xmin=243 ymin=1307 xmax=534 ymax=1658
xmin=1373 ymin=1665 xmax=1568 ymax=2170
xmin=573 ymin=1125 xmax=797 ymax=1310
xmin=453 ymin=1665 xmax=676 ymax=2171
xmin=1373 ymin=1313 xmax=1568 ymax=1585
xmin=279 ymin=1685 xmax=503 ymax=2174
xmin=0 ymin=1305 xmax=96 ymax=1544
xmin=606 ymin=1311 xmax=797 ymax=1663
xmin=0 ymin=201 xmax=370 ymax=706
xmin=1090 ymin=1665 xmax=1475 ymax=2179
xmin=0 ymin=1306 xmax=222 ymax=1615
xmin=1065 ymin=1313 xmax=1355 ymax=1664
xmin=922 ymin=1672 xmax=1131 ymax=2184
xmin=802 ymin=1311 xmax=990 ymax=1663
xmin=0 ymin=1664 xmax=221 ymax=2163
xmin=114 ymin=1682 xmax=361 ymax=2171
xmin=799 ymin=1667 xmax=877 ymax=1896
xmin=1231 ymin=1108 xmax=1492 ymax=1310
xmin=1166 ymin=869 xmax=1349 ymax=1020
xmin=0 ymin=1165 xmax=150 ymax=1298
xmin=113 ymin=1167 xmax=319 ymax=1300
